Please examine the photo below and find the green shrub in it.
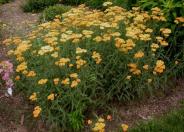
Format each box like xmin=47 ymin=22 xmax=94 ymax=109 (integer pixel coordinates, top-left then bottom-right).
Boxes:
xmin=61 ymin=0 xmax=86 ymax=5
xmin=23 ymin=0 xmax=59 ymax=12
xmin=0 ymin=0 xmax=12 ymax=4
xmin=85 ymin=0 xmax=105 ymax=9
xmin=60 ymin=0 xmax=138 ymax=9
xmin=136 ymin=0 xmax=184 ymax=78
xmin=139 ymin=0 xmax=184 ymax=21
xmin=40 ymin=5 xmax=71 ymax=21
xmin=5 ymin=4 xmax=176 ymax=131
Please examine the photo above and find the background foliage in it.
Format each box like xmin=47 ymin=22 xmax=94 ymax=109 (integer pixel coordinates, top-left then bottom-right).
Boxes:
xmin=40 ymin=5 xmax=71 ymax=21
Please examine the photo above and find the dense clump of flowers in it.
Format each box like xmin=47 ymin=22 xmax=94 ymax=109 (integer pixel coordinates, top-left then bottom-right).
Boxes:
xmin=4 ymin=3 xmax=173 ymax=131
xmin=0 ymin=60 xmax=14 ymax=95
xmin=87 ymin=116 xmax=129 ymax=132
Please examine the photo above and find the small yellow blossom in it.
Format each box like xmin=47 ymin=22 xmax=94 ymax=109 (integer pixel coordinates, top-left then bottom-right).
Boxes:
xmin=55 ymin=58 xmax=70 ymax=67
xmin=70 ymin=73 xmax=78 ymax=78
xmin=47 ymin=93 xmax=55 ymax=101
xmin=16 ymin=62 xmax=27 ymax=72
xmin=121 ymin=124 xmax=129 ymax=132
xmin=53 ymin=78 xmax=60 ymax=85
xmin=143 ymin=65 xmax=149 ymax=70
xmin=126 ymin=75 xmax=131 ymax=80
xmin=103 ymin=1 xmax=113 ymax=7
xmin=151 ymin=43 xmax=159 ymax=52
xmin=92 ymin=51 xmax=102 ymax=64
xmin=154 ymin=60 xmax=165 ymax=74
xmin=160 ymin=40 xmax=168 ymax=46
xmin=92 ymin=120 xmax=105 ymax=132
xmin=27 ymin=71 xmax=36 ymax=77
xmin=15 ymin=75 xmax=20 ymax=80
xmin=93 ymin=36 xmax=103 ymax=42
xmin=51 ymin=52 xmax=58 ymax=58
xmin=61 ymin=78 xmax=70 ymax=85
xmin=98 ymin=118 xmax=105 ymax=122
xmin=76 ymin=47 xmax=87 ymax=54
xmin=134 ymin=51 xmax=144 ymax=58
xmin=33 ymin=106 xmax=41 ymax=118
xmin=76 ymin=56 xmax=87 ymax=69
xmin=38 ymin=79 xmax=48 ymax=85
xmin=22 ymin=70 xmax=28 ymax=75
xmin=29 ymin=92 xmax=37 ymax=101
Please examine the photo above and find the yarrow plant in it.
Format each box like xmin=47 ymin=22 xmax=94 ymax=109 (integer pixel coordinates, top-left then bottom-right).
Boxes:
xmin=0 ymin=60 xmax=14 ymax=96
xmin=3 ymin=2 xmax=176 ymax=131
xmin=87 ymin=116 xmax=129 ymax=132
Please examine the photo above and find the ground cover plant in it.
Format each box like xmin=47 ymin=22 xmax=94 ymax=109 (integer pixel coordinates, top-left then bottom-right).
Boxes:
xmin=23 ymin=0 xmax=59 ymax=12
xmin=3 ymin=2 xmax=184 ymax=131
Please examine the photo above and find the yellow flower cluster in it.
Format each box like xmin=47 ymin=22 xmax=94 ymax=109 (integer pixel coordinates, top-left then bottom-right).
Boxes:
xmin=47 ymin=93 xmax=55 ymax=101
xmin=27 ymin=71 xmax=36 ymax=77
xmin=76 ymin=56 xmax=87 ymax=69
xmin=174 ymin=17 xmax=184 ymax=24
xmin=16 ymin=62 xmax=27 ymax=72
xmin=29 ymin=92 xmax=37 ymax=101
xmin=103 ymin=1 xmax=113 ymax=7
xmin=61 ymin=78 xmax=70 ymax=85
xmin=151 ymin=43 xmax=159 ymax=52
xmin=38 ymin=79 xmax=48 ymax=85
xmin=121 ymin=124 xmax=129 ymax=132
xmin=128 ymin=63 xmax=141 ymax=75
xmin=160 ymin=28 xmax=171 ymax=37
xmin=92 ymin=51 xmax=102 ymax=64
xmin=33 ymin=106 xmax=41 ymax=118
xmin=55 ymin=58 xmax=70 ymax=67
xmin=70 ymin=73 xmax=81 ymax=88
xmin=88 ymin=116 xmax=129 ymax=132
xmin=115 ymin=38 xmax=135 ymax=53
xmin=53 ymin=78 xmax=60 ymax=85
xmin=92 ymin=118 xmax=105 ymax=132
xmin=151 ymin=7 xmax=166 ymax=21
xmin=76 ymin=47 xmax=87 ymax=54
xmin=61 ymin=73 xmax=81 ymax=88
xmin=154 ymin=60 xmax=165 ymax=74
xmin=134 ymin=51 xmax=144 ymax=59
xmin=38 ymin=45 xmax=54 ymax=55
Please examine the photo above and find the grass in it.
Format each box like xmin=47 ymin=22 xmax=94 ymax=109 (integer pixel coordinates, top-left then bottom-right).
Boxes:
xmin=130 ymin=101 xmax=184 ymax=132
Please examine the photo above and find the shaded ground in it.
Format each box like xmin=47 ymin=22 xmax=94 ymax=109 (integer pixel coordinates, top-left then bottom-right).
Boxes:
xmin=0 ymin=1 xmax=184 ymax=132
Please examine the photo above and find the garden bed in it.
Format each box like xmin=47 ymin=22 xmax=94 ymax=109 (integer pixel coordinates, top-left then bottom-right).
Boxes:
xmin=0 ymin=0 xmax=184 ymax=132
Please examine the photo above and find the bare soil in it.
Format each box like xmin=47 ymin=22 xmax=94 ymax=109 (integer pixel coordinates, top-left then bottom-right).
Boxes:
xmin=0 ymin=0 xmax=39 ymax=38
